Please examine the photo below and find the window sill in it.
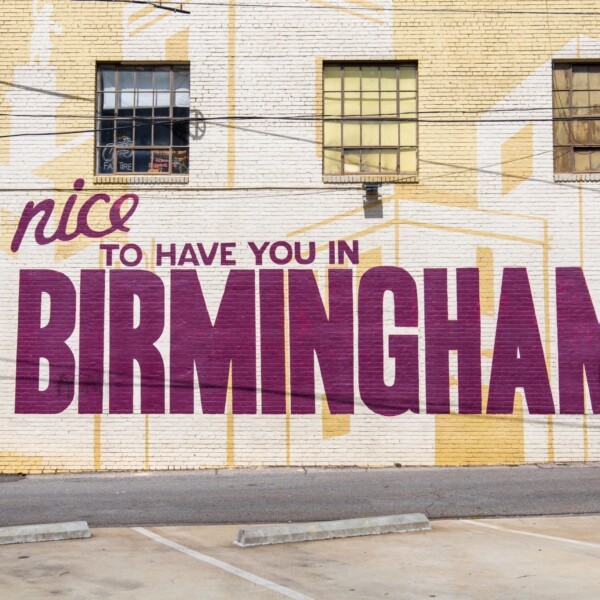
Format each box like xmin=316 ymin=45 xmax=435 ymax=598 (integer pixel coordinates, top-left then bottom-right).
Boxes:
xmin=93 ymin=175 xmax=189 ymax=185
xmin=554 ymin=173 xmax=600 ymax=183
xmin=323 ymin=174 xmax=418 ymax=184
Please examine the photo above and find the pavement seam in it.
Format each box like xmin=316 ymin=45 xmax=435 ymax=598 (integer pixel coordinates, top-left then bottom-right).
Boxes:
xmin=132 ymin=527 xmax=314 ymax=600
xmin=460 ymin=519 xmax=600 ymax=550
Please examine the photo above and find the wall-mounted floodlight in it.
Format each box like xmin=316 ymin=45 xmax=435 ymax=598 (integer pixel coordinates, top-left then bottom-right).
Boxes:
xmin=363 ymin=182 xmax=382 ymax=204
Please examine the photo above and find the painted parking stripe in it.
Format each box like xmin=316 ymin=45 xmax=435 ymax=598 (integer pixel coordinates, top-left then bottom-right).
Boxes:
xmin=133 ymin=527 xmax=314 ymax=600
xmin=461 ymin=520 xmax=600 ymax=550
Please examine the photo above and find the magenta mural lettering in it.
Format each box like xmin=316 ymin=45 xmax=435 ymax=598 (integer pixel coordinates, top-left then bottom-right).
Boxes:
xmin=358 ymin=267 xmax=419 ymax=416
xmin=11 ymin=185 xmax=600 ymax=418
xmin=10 ymin=179 xmax=138 ymax=252
xmin=557 ymin=267 xmax=600 ymax=415
xmin=487 ymin=268 xmax=554 ymax=414
xmin=170 ymin=270 xmax=256 ymax=415
xmin=425 ymin=268 xmax=482 ymax=414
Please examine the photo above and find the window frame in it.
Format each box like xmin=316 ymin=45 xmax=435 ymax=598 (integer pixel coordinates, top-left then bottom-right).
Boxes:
xmin=552 ymin=60 xmax=600 ymax=175
xmin=95 ymin=62 xmax=190 ymax=178
xmin=322 ymin=60 xmax=419 ymax=183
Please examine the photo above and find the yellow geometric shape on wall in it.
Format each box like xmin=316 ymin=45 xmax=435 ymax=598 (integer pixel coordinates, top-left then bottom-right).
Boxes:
xmin=0 ymin=452 xmax=44 ymax=474
xmin=434 ymin=389 xmax=525 ymax=466
xmin=166 ymin=28 xmax=189 ymax=61
xmin=477 ymin=246 xmax=495 ymax=317
xmin=0 ymin=209 xmax=20 ymax=256
xmin=322 ymin=394 xmax=351 ymax=439
xmin=501 ymin=124 xmax=534 ymax=195
xmin=356 ymin=247 xmax=383 ymax=289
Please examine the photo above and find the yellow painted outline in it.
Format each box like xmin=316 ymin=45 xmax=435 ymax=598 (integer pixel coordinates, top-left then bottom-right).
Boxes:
xmin=144 ymin=415 xmax=150 ymax=470
xmin=94 ymin=414 xmax=101 ymax=471
xmin=284 ymin=271 xmax=291 ymax=465
xmin=130 ymin=13 xmax=170 ymax=38
xmin=315 ymin=57 xmax=324 ymax=159
xmin=128 ymin=4 xmax=156 ymax=26
xmin=227 ymin=0 xmax=236 ymax=187
xmin=309 ymin=0 xmax=385 ymax=24
xmin=346 ymin=0 xmax=384 ymax=11
xmin=288 ymin=195 xmax=546 ymax=239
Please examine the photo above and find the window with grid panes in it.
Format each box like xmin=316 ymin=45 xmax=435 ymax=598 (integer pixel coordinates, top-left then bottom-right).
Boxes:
xmin=553 ymin=63 xmax=600 ymax=173
xmin=323 ymin=63 xmax=417 ymax=179
xmin=96 ymin=65 xmax=190 ymax=175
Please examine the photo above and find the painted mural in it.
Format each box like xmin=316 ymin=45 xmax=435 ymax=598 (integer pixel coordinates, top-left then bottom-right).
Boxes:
xmin=2 ymin=0 xmax=600 ymax=472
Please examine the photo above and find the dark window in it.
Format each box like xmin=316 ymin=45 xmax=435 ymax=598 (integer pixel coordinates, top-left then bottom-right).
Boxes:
xmin=323 ymin=62 xmax=418 ymax=178
xmin=96 ymin=64 xmax=190 ymax=175
xmin=553 ymin=62 xmax=600 ymax=173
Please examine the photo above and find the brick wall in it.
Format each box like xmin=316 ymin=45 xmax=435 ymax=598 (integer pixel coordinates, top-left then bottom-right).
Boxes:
xmin=1 ymin=1 xmax=599 ymax=473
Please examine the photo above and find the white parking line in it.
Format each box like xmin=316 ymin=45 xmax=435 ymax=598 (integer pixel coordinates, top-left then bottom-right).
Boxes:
xmin=461 ymin=519 xmax=600 ymax=550
xmin=132 ymin=527 xmax=314 ymax=600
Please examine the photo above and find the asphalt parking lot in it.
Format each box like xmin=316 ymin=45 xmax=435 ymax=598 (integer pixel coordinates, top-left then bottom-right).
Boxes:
xmin=1 ymin=515 xmax=599 ymax=599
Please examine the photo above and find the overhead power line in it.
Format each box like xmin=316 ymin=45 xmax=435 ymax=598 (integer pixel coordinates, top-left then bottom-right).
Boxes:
xmin=73 ymin=0 xmax=190 ymax=14
xmin=147 ymin=0 xmax=600 ymax=18
xmin=2 ymin=114 xmax=600 ymax=140
xmin=70 ymin=0 xmax=600 ymax=17
xmin=2 ymin=105 xmax=599 ymax=119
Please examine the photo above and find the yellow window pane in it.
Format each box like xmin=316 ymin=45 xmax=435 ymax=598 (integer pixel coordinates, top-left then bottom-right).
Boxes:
xmin=592 ymin=150 xmax=600 ymax=171
xmin=574 ymin=149 xmax=590 ymax=172
xmin=362 ymin=150 xmax=380 ymax=173
xmin=590 ymin=66 xmax=600 ymax=90
xmin=572 ymin=91 xmax=590 ymax=143
xmin=400 ymin=121 xmax=417 ymax=146
xmin=324 ymin=149 xmax=342 ymax=174
xmin=324 ymin=121 xmax=341 ymax=146
xmin=591 ymin=91 xmax=600 ymax=142
xmin=362 ymin=121 xmax=379 ymax=146
xmin=572 ymin=90 xmax=589 ymax=114
xmin=344 ymin=151 xmax=361 ymax=173
xmin=362 ymin=92 xmax=379 ymax=118
xmin=380 ymin=149 xmax=397 ymax=173
xmin=362 ymin=66 xmax=379 ymax=91
xmin=573 ymin=66 xmax=588 ymax=90
xmin=572 ymin=121 xmax=590 ymax=144
xmin=324 ymin=93 xmax=342 ymax=117
xmin=399 ymin=66 xmax=417 ymax=91
xmin=552 ymin=91 xmax=569 ymax=118
xmin=552 ymin=65 xmax=570 ymax=90
xmin=554 ymin=148 xmax=570 ymax=173
xmin=591 ymin=90 xmax=600 ymax=112
xmin=344 ymin=66 xmax=361 ymax=91
xmin=381 ymin=91 xmax=397 ymax=118
xmin=400 ymin=148 xmax=417 ymax=172
xmin=399 ymin=92 xmax=417 ymax=116
xmin=324 ymin=66 xmax=342 ymax=92
xmin=344 ymin=92 xmax=361 ymax=116
xmin=344 ymin=121 xmax=361 ymax=145
xmin=553 ymin=121 xmax=571 ymax=145
xmin=380 ymin=66 xmax=396 ymax=91
xmin=381 ymin=121 xmax=399 ymax=146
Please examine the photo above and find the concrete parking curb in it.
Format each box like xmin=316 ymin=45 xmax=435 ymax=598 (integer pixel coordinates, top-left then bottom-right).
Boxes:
xmin=235 ymin=513 xmax=430 ymax=547
xmin=0 ymin=521 xmax=91 ymax=545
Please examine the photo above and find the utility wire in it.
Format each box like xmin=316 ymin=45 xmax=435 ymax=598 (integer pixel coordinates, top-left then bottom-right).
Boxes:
xmin=3 ymin=115 xmax=600 ymax=140
xmin=2 ymin=104 xmax=598 ymax=119
xmin=73 ymin=0 xmax=190 ymax=13
xmin=72 ymin=0 xmax=600 ymax=18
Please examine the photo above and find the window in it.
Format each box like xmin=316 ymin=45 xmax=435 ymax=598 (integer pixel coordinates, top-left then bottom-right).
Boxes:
xmin=553 ymin=63 xmax=600 ymax=173
xmin=96 ymin=64 xmax=190 ymax=175
xmin=323 ymin=62 xmax=418 ymax=180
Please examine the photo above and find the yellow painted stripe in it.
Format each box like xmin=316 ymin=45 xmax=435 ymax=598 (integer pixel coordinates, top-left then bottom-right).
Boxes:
xmin=93 ymin=414 xmax=101 ymax=471
xmin=128 ymin=4 xmax=156 ymax=26
xmin=130 ymin=13 xmax=170 ymax=38
xmin=346 ymin=0 xmax=384 ymax=11
xmin=227 ymin=0 xmax=236 ymax=187
xmin=309 ymin=0 xmax=384 ymax=24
